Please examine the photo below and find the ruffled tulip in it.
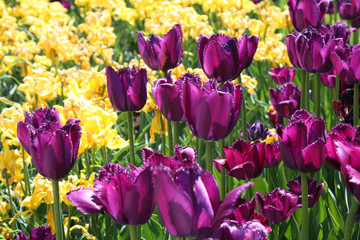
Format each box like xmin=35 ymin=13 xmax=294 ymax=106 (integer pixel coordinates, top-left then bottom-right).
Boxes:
xmin=264 ymin=142 xmax=281 ymax=168
xmin=67 ymin=163 xmax=155 ymax=225
xmin=256 ymin=188 xmax=301 ymax=224
xmin=214 ymin=139 xmax=265 ymax=180
xmin=106 ymin=65 xmax=148 ymax=112
xmin=181 ymin=77 xmax=242 ymax=141
xmin=287 ymin=177 xmax=325 ymax=207
xmin=214 ymin=220 xmax=269 ymax=240
xmin=287 ymin=0 xmax=329 ymax=31
xmin=268 ymin=67 xmax=295 ymax=85
xmin=326 ymin=123 xmax=360 ymax=170
xmin=137 ymin=24 xmax=183 ymax=71
xmin=153 ymin=162 xmax=253 ymax=238
xmin=286 ymin=27 xmax=342 ymax=73
xmin=331 ymin=44 xmax=360 ymax=84
xmin=319 ymin=22 xmax=356 ymax=47
xmin=17 ymin=107 xmax=81 ymax=180
xmin=279 ymin=109 xmax=327 ymax=172
xmin=269 ymin=83 xmax=301 ymax=118
xmin=198 ymin=34 xmax=258 ymax=82
xmin=341 ymin=164 xmax=360 ymax=202
xmin=339 ymin=0 xmax=356 ymax=19
xmin=152 ymin=72 xmax=185 ymax=121
xmin=16 ymin=225 xmax=55 ymax=240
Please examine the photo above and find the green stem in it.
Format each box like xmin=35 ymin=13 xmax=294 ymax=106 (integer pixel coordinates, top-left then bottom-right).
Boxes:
xmin=66 ymin=206 xmax=72 ymax=240
xmin=205 ymin=141 xmax=213 ymax=172
xmin=220 ymin=139 xmax=226 ymax=200
xmin=241 ymin=79 xmax=247 ymax=140
xmin=84 ymin=150 xmax=91 ymax=177
xmin=52 ymin=179 xmax=65 ymax=240
xmin=278 ymin=162 xmax=287 ymax=189
xmin=354 ymin=83 xmax=359 ymax=126
xmin=113 ymin=224 xmax=117 ymax=240
xmin=353 ymin=27 xmax=359 ymax=45
xmin=344 ymin=199 xmax=360 ymax=240
xmin=314 ymin=73 xmax=321 ymax=117
xmin=301 ymin=173 xmax=308 ymax=240
xmin=305 ymin=72 xmax=310 ymax=110
xmin=173 ymin=121 xmax=180 ymax=145
xmin=129 ymin=225 xmax=138 ymax=240
xmin=160 ymin=114 xmax=166 ymax=154
xmin=273 ymin=224 xmax=279 ymax=240
xmin=301 ymin=70 xmax=306 ymax=109
xmin=127 ymin=111 xmax=136 ymax=164
xmin=4 ymin=171 xmax=15 ymax=229
xmin=21 ymin=148 xmax=31 ymax=196
xmin=102 ymin=146 xmax=108 ymax=164
xmin=167 ymin=119 xmax=174 ymax=155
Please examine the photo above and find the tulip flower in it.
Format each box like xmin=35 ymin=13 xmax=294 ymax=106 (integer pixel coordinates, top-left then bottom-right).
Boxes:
xmin=214 ymin=139 xmax=265 ymax=180
xmin=286 ymin=27 xmax=342 ymax=73
xmin=339 ymin=0 xmax=356 ymax=19
xmin=256 ymin=188 xmax=301 ymax=224
xmin=67 ymin=163 xmax=155 ymax=225
xmin=287 ymin=0 xmax=329 ymax=31
xmin=137 ymin=24 xmax=182 ymax=72
xmin=152 ymin=72 xmax=185 ymax=121
xmin=320 ymin=69 xmax=336 ymax=88
xmin=268 ymin=67 xmax=295 ymax=85
xmin=331 ymin=44 xmax=360 ymax=84
xmin=152 ymin=162 xmax=253 ymax=238
xmin=352 ymin=0 xmax=360 ymax=14
xmin=341 ymin=164 xmax=360 ymax=202
xmin=326 ymin=123 xmax=360 ymax=170
xmin=198 ymin=34 xmax=258 ymax=82
xmin=268 ymin=106 xmax=284 ymax=126
xmin=247 ymin=120 xmax=268 ymax=141
xmin=17 ymin=225 xmax=55 ymax=240
xmin=269 ymin=83 xmax=301 ymax=118
xmin=279 ymin=109 xmax=327 ymax=172
xmin=319 ymin=22 xmax=356 ymax=47
xmin=213 ymin=220 xmax=269 ymax=240
xmin=287 ymin=177 xmax=325 ymax=207
xmin=264 ymin=142 xmax=282 ymax=168
xmin=106 ymin=65 xmax=148 ymax=112
xmin=17 ymin=107 xmax=81 ymax=180
xmin=181 ymin=77 xmax=242 ymax=141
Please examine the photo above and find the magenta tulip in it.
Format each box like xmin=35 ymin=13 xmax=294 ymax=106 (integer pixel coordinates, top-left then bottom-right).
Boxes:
xmin=268 ymin=67 xmax=295 ymax=85
xmin=287 ymin=177 xmax=325 ymax=207
xmin=331 ymin=44 xmax=360 ymax=84
xmin=214 ymin=220 xmax=269 ymax=240
xmin=17 ymin=225 xmax=55 ymax=240
xmin=269 ymin=83 xmax=301 ymax=118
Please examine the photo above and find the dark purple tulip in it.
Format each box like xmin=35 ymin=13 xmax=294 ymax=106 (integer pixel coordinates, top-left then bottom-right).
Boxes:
xmin=67 ymin=163 xmax=155 ymax=225
xmin=328 ymin=0 xmax=335 ymax=13
xmin=320 ymin=69 xmax=336 ymax=87
xmin=287 ymin=0 xmax=329 ymax=31
xmin=269 ymin=83 xmax=301 ymax=118
xmin=268 ymin=67 xmax=295 ymax=85
xmin=247 ymin=120 xmax=268 ymax=141
xmin=137 ymin=24 xmax=183 ymax=71
xmin=333 ymin=99 xmax=351 ymax=122
xmin=256 ymin=188 xmax=301 ymax=224
xmin=326 ymin=123 xmax=360 ymax=170
xmin=181 ymin=77 xmax=242 ymax=141
xmin=319 ymin=22 xmax=356 ymax=47
xmin=214 ymin=220 xmax=269 ymax=240
xmin=331 ymin=44 xmax=360 ymax=84
xmin=50 ymin=0 xmax=72 ymax=8
xmin=153 ymin=162 xmax=253 ymax=238
xmin=17 ymin=107 xmax=81 ymax=180
xmin=341 ymin=164 xmax=360 ymax=202
xmin=285 ymin=27 xmax=342 ymax=73
xmin=279 ymin=109 xmax=327 ymax=172
xmin=152 ymin=72 xmax=185 ymax=121
xmin=106 ymin=65 xmax=148 ymax=112
xmin=231 ymin=198 xmax=257 ymax=225
xmin=214 ymin=139 xmax=265 ymax=180
xmin=198 ymin=34 xmax=258 ymax=82
xmin=264 ymin=142 xmax=281 ymax=168
xmin=268 ymin=107 xmax=284 ymax=126
xmin=17 ymin=225 xmax=55 ymax=240
xmin=287 ymin=177 xmax=325 ymax=207
xmin=352 ymin=0 xmax=360 ymax=14
xmin=339 ymin=0 xmax=356 ymax=19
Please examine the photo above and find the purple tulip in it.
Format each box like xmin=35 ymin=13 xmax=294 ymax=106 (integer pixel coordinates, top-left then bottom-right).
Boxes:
xmin=67 ymin=163 xmax=155 ymax=225
xmin=269 ymin=83 xmax=301 ymax=118
xmin=181 ymin=77 xmax=242 ymax=141
xmin=339 ymin=0 xmax=356 ymax=19
xmin=287 ymin=177 xmax=325 ymax=207
xmin=352 ymin=0 xmax=360 ymax=14
xmin=285 ymin=27 xmax=342 ymax=73
xmin=268 ymin=106 xmax=284 ymax=126
xmin=214 ymin=220 xmax=269 ymax=240
xmin=247 ymin=120 xmax=268 ymax=141
xmin=341 ymin=164 xmax=360 ymax=202
xmin=256 ymin=188 xmax=301 ymax=224
xmin=50 ymin=0 xmax=72 ymax=9
xmin=331 ymin=44 xmax=360 ymax=84
xmin=152 ymin=162 xmax=253 ymax=238
xmin=264 ymin=142 xmax=281 ymax=168
xmin=287 ymin=0 xmax=329 ymax=31
xmin=268 ymin=67 xmax=295 ymax=85
xmin=198 ymin=34 xmax=258 ymax=82
xmin=214 ymin=139 xmax=265 ymax=180
xmin=106 ymin=65 xmax=148 ymax=112
xmin=319 ymin=22 xmax=356 ymax=47
xmin=137 ymin=24 xmax=183 ymax=72
xmin=17 ymin=225 xmax=55 ymax=240
xmin=152 ymin=72 xmax=185 ymax=121
xmin=279 ymin=109 xmax=327 ymax=172
xmin=17 ymin=107 xmax=81 ymax=180
xmin=326 ymin=123 xmax=360 ymax=171
xmin=320 ymin=69 xmax=336 ymax=88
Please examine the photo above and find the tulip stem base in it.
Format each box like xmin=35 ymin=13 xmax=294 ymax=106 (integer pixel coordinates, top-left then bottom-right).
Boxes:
xmin=22 ymin=148 xmax=31 ymax=196
xmin=344 ymin=199 xmax=360 ymax=240
xmin=52 ymin=179 xmax=65 ymax=240
xmin=167 ymin=120 xmax=174 ymax=155
xmin=220 ymin=139 xmax=226 ymax=200
xmin=354 ymin=83 xmax=359 ymax=126
xmin=301 ymin=173 xmax=308 ymax=240
xmin=129 ymin=225 xmax=138 ymax=240
xmin=314 ymin=73 xmax=321 ymax=117
xmin=127 ymin=111 xmax=136 ymax=164
xmin=206 ymin=141 xmax=213 ymax=172
xmin=173 ymin=121 xmax=180 ymax=144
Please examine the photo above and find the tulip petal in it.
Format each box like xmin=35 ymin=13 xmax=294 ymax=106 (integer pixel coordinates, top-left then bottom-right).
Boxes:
xmin=66 ymin=188 xmax=104 ymax=214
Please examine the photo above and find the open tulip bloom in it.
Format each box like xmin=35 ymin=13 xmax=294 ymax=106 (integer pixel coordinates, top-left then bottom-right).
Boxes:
xmin=269 ymin=83 xmax=301 ymax=118
xmin=331 ymin=44 xmax=360 ymax=84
